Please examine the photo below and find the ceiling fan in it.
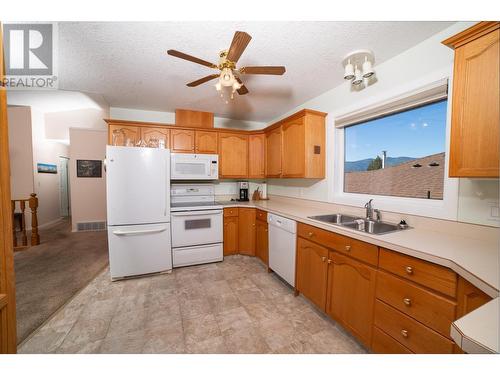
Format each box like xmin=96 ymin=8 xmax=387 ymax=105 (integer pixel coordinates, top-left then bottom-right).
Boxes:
xmin=167 ymin=31 xmax=286 ymax=99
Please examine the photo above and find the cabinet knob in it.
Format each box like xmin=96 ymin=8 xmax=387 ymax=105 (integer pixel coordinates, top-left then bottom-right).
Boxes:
xmin=327 ymin=259 xmax=332 ymax=264
xmin=345 ymin=245 xmax=351 ymax=252
xmin=405 ymin=266 xmax=414 ymax=275
xmin=308 ymin=232 xmax=314 ymax=237
xmin=403 ymin=298 xmax=412 ymax=306
xmin=265 ymin=229 xmax=268 ymax=232
xmin=400 ymin=329 xmax=409 ymax=338
xmin=321 ymin=256 xmax=326 ymax=262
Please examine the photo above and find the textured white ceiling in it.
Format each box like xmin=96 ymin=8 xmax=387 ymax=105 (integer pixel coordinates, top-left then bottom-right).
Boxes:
xmin=58 ymin=21 xmax=453 ymax=122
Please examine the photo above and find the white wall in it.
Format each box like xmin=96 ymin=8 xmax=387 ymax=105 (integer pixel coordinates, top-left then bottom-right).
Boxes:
xmin=7 ymin=106 xmax=35 ymax=200
xmin=69 ymin=128 xmax=108 ymax=232
xmin=264 ymin=21 xmax=498 ymax=227
xmin=109 ymin=107 xmax=266 ymax=131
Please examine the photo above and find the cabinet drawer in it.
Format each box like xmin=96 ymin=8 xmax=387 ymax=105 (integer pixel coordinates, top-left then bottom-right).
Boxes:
xmin=379 ymin=248 xmax=457 ymax=298
xmin=374 ymin=300 xmax=454 ymax=354
xmin=298 ymin=223 xmax=378 ymax=266
xmin=223 ymin=208 xmax=239 ymax=217
xmin=372 ymin=326 xmax=413 ymax=354
xmin=376 ymin=271 xmax=456 ymax=337
xmin=256 ymin=209 xmax=267 ymax=222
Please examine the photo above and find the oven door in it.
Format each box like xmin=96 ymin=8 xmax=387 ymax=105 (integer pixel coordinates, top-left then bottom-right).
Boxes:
xmin=170 ymin=153 xmax=218 ymax=180
xmin=171 ymin=209 xmax=223 ymax=247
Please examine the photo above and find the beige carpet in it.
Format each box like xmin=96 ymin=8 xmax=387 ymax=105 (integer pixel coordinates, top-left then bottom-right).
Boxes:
xmin=14 ymin=218 xmax=109 ymax=344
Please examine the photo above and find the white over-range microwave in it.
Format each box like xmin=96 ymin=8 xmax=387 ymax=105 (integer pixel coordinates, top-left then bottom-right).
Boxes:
xmin=170 ymin=153 xmax=219 ymax=180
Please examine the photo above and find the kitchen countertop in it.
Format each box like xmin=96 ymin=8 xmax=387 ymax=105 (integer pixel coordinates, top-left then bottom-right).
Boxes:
xmin=217 ymin=197 xmax=500 ymax=353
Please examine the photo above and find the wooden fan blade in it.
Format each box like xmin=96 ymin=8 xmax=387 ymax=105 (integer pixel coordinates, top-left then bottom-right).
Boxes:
xmin=240 ymin=66 xmax=286 ymax=75
xmin=167 ymin=49 xmax=218 ymax=69
xmin=226 ymin=31 xmax=252 ymax=63
xmin=186 ymin=74 xmax=220 ymax=87
xmin=235 ymin=77 xmax=249 ymax=95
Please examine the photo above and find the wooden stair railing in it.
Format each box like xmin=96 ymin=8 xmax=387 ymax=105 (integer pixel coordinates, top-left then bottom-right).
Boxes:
xmin=11 ymin=193 xmax=40 ymax=250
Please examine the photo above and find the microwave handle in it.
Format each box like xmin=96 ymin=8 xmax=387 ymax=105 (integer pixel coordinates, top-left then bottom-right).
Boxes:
xmin=171 ymin=210 xmax=222 ymax=217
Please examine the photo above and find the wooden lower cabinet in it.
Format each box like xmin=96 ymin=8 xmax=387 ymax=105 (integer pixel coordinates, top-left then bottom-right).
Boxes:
xmin=255 ymin=219 xmax=268 ymax=265
xmin=238 ymin=208 xmax=256 ymax=256
xmin=326 ymin=251 xmax=377 ymax=347
xmin=296 ymin=238 xmax=329 ymax=310
xmin=456 ymin=277 xmax=493 ymax=319
xmin=372 ymin=326 xmax=413 ymax=354
xmin=223 ymin=214 xmax=238 ymax=256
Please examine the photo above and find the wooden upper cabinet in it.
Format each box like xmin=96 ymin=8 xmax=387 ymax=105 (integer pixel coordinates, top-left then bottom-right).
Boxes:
xmin=265 ymin=126 xmax=282 ymax=177
xmin=281 ymin=110 xmax=326 ymax=178
xmin=326 ymin=251 xmax=376 ymax=347
xmin=296 ymin=238 xmax=329 ymax=311
xmin=456 ymin=277 xmax=492 ymax=319
xmin=141 ymin=127 xmax=170 ymax=148
xmin=108 ymin=124 xmax=141 ymax=146
xmin=175 ymin=109 xmax=214 ymax=128
xmin=195 ymin=131 xmax=218 ymax=154
xmin=248 ymin=134 xmax=266 ymax=178
xmin=171 ymin=129 xmax=195 ymax=153
xmin=218 ymin=132 xmax=248 ymax=178
xmin=443 ymin=22 xmax=500 ymax=177
xmin=238 ymin=208 xmax=255 ymax=256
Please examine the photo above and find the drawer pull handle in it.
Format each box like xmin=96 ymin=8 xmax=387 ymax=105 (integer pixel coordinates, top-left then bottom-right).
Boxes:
xmin=403 ymin=298 xmax=412 ymax=306
xmin=321 ymin=256 xmax=326 ymax=262
xmin=327 ymin=259 xmax=332 ymax=264
xmin=401 ymin=329 xmax=409 ymax=338
xmin=405 ymin=266 xmax=413 ymax=275
xmin=308 ymin=232 xmax=314 ymax=237
xmin=345 ymin=245 xmax=351 ymax=252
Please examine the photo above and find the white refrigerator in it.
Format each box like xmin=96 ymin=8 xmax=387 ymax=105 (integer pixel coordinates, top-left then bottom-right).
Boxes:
xmin=106 ymin=146 xmax=172 ymax=279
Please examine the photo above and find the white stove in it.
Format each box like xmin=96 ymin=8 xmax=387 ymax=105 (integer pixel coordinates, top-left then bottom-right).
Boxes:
xmin=170 ymin=184 xmax=223 ymax=267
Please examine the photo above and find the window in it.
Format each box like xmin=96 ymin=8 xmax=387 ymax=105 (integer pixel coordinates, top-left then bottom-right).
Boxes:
xmin=343 ymin=99 xmax=448 ymax=200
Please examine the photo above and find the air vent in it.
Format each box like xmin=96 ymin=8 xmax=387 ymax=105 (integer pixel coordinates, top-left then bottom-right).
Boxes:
xmin=76 ymin=221 xmax=106 ymax=232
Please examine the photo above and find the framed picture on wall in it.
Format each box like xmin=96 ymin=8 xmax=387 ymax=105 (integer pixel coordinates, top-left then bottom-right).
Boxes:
xmin=77 ymin=160 xmax=102 ymax=178
xmin=37 ymin=163 xmax=57 ymax=174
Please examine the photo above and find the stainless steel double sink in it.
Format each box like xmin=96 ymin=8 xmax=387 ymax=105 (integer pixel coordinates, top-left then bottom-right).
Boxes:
xmin=307 ymin=214 xmax=409 ymax=235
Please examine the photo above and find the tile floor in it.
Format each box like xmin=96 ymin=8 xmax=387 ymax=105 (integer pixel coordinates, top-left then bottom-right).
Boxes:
xmin=19 ymin=255 xmax=367 ymax=354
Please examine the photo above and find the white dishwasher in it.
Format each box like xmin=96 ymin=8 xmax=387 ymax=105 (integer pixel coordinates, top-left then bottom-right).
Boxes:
xmin=268 ymin=213 xmax=297 ymax=287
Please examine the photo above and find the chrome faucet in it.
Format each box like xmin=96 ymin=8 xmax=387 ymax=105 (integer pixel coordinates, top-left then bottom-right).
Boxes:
xmin=364 ymin=199 xmax=374 ymax=220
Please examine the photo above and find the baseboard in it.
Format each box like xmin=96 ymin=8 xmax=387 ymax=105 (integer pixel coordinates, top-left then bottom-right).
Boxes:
xmin=36 ymin=217 xmax=65 ymax=230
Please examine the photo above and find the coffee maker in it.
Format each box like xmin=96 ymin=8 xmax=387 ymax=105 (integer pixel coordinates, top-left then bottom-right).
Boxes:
xmin=237 ymin=181 xmax=249 ymax=201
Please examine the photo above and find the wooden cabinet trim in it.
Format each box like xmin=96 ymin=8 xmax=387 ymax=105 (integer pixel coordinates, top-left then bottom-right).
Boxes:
xmin=443 ymin=21 xmax=500 ymax=49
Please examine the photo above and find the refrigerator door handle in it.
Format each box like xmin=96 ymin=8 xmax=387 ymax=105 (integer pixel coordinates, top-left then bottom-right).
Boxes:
xmin=112 ymin=227 xmax=167 ymax=236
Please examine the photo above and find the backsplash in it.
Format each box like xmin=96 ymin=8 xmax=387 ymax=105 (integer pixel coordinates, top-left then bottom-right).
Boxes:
xmin=458 ymin=179 xmax=500 ymax=227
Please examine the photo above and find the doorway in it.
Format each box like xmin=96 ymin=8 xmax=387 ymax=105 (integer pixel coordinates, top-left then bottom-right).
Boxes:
xmin=59 ymin=156 xmax=70 ymax=217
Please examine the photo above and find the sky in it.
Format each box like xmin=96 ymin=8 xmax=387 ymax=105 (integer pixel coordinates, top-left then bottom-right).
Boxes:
xmin=344 ymin=100 xmax=447 ymax=162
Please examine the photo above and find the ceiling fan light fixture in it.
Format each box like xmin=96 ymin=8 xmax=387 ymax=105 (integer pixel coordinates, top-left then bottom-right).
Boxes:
xmin=352 ymin=66 xmax=363 ymax=86
xmin=215 ymin=81 xmax=222 ymax=91
xmin=221 ymin=68 xmax=235 ymax=87
xmin=343 ymin=59 xmax=355 ymax=80
xmin=362 ymin=56 xmax=374 ymax=78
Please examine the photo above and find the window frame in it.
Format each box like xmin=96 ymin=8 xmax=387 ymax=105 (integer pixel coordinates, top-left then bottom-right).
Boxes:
xmin=331 ymin=79 xmax=459 ymax=220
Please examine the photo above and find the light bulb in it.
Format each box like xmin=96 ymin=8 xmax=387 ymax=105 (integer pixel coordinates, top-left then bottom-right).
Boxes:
xmin=344 ymin=59 xmax=355 ymax=80
xmin=352 ymin=66 xmax=363 ymax=86
xmin=362 ymin=56 xmax=374 ymax=78
xmin=215 ymin=81 xmax=222 ymax=91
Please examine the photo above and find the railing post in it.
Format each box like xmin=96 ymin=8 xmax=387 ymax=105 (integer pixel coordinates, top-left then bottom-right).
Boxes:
xmin=11 ymin=200 xmax=17 ymax=248
xmin=20 ymin=200 xmax=27 ymax=246
xmin=29 ymin=193 xmax=40 ymax=246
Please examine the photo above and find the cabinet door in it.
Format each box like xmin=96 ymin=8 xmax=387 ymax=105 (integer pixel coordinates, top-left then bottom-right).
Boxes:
xmin=223 ymin=216 xmax=238 ymax=256
xmin=255 ymin=219 xmax=268 ymax=265
xmin=238 ymin=208 xmax=255 ymax=256
xmin=171 ymin=129 xmax=195 ymax=153
xmin=141 ymin=127 xmax=170 ymax=148
xmin=265 ymin=126 xmax=282 ymax=177
xmin=296 ymin=238 xmax=329 ymax=310
xmin=456 ymin=277 xmax=492 ymax=319
xmin=218 ymin=133 xmax=249 ymax=178
xmin=195 ymin=131 xmax=218 ymax=154
xmin=449 ymin=29 xmax=499 ymax=177
xmin=282 ymin=118 xmax=305 ymax=177
xmin=248 ymin=134 xmax=265 ymax=178
xmin=327 ymin=251 xmax=376 ymax=347
xmin=109 ymin=124 xmax=141 ymax=146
